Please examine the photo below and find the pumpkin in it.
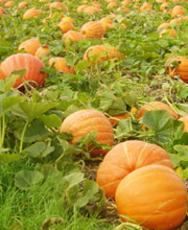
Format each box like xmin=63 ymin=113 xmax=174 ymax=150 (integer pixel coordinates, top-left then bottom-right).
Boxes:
xmin=62 ymin=30 xmax=85 ymax=44
xmin=171 ymin=5 xmax=186 ymax=18
xmin=0 ymin=53 xmax=46 ymax=88
xmin=18 ymin=1 xmax=28 ymax=9
xmin=4 ymin=1 xmax=13 ymax=8
xmin=49 ymin=2 xmax=68 ymax=11
xmin=166 ymin=55 xmax=188 ymax=83
xmin=77 ymin=3 xmax=101 ymax=15
xmin=35 ymin=46 xmax=50 ymax=59
xmin=115 ymin=164 xmax=187 ymax=230
xmin=60 ymin=109 xmax=114 ymax=154
xmin=179 ymin=116 xmax=188 ymax=132
xmin=96 ymin=140 xmax=173 ymax=198
xmin=49 ymin=57 xmax=75 ymax=74
xmin=160 ymin=2 xmax=169 ymax=12
xmin=23 ymin=8 xmax=41 ymax=20
xmin=80 ymin=21 xmax=105 ymax=39
xmin=83 ymin=44 xmax=123 ymax=64
xmin=157 ymin=22 xmax=169 ymax=33
xmin=159 ymin=28 xmax=177 ymax=38
xmin=0 ymin=7 xmax=4 ymax=15
xmin=18 ymin=38 xmax=41 ymax=55
xmin=137 ymin=101 xmax=178 ymax=119
xmin=109 ymin=113 xmax=129 ymax=126
xmin=58 ymin=18 xmax=74 ymax=33
xmin=107 ymin=1 xmax=118 ymax=10
xmin=140 ymin=2 xmax=152 ymax=12
xmin=100 ymin=16 xmax=114 ymax=31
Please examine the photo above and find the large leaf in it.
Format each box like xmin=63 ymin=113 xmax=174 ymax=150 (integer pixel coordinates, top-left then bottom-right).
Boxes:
xmin=0 ymin=153 xmax=20 ymax=164
xmin=15 ymin=170 xmax=44 ymax=190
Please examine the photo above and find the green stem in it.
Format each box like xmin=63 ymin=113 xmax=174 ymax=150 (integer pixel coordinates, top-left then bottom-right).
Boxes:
xmin=19 ymin=121 xmax=29 ymax=154
xmin=0 ymin=115 xmax=6 ymax=151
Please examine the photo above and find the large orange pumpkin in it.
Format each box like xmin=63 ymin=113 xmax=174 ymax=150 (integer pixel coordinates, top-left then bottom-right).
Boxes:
xmin=109 ymin=113 xmax=129 ymax=126
xmin=179 ymin=116 xmax=188 ymax=132
xmin=137 ymin=101 xmax=178 ymax=119
xmin=18 ymin=38 xmax=41 ymax=55
xmin=96 ymin=140 xmax=173 ymax=198
xmin=80 ymin=21 xmax=105 ymax=39
xmin=115 ymin=164 xmax=187 ymax=230
xmin=166 ymin=55 xmax=188 ymax=83
xmin=0 ymin=53 xmax=46 ymax=88
xmin=60 ymin=109 xmax=114 ymax=154
xmin=83 ymin=44 xmax=123 ymax=64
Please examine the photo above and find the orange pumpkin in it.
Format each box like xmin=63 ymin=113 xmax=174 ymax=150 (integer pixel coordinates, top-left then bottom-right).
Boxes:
xmin=100 ymin=16 xmax=114 ymax=31
xmin=18 ymin=38 xmax=41 ymax=55
xmin=96 ymin=140 xmax=173 ymax=198
xmin=23 ymin=8 xmax=41 ymax=20
xmin=115 ymin=165 xmax=187 ymax=230
xmin=77 ymin=3 xmax=101 ymax=15
xmin=83 ymin=44 xmax=123 ymax=64
xmin=0 ymin=53 xmax=46 ymax=88
xmin=140 ymin=2 xmax=152 ymax=12
xmin=171 ymin=5 xmax=186 ymax=18
xmin=49 ymin=2 xmax=68 ymax=11
xmin=4 ymin=1 xmax=13 ymax=8
xmin=60 ymin=109 xmax=114 ymax=154
xmin=166 ymin=56 xmax=188 ymax=83
xmin=18 ymin=1 xmax=28 ymax=9
xmin=137 ymin=101 xmax=178 ymax=119
xmin=160 ymin=2 xmax=169 ymax=12
xmin=0 ymin=7 xmax=4 ymax=16
xmin=35 ymin=46 xmax=50 ymax=59
xmin=179 ymin=116 xmax=188 ymax=132
xmin=80 ymin=21 xmax=105 ymax=39
xmin=62 ymin=30 xmax=85 ymax=44
xmin=49 ymin=57 xmax=75 ymax=74
xmin=58 ymin=18 xmax=74 ymax=33
xmin=157 ymin=22 xmax=169 ymax=33
xmin=107 ymin=0 xmax=118 ymax=10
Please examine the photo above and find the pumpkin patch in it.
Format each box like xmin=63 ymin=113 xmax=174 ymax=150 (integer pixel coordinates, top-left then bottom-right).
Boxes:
xmin=0 ymin=0 xmax=188 ymax=229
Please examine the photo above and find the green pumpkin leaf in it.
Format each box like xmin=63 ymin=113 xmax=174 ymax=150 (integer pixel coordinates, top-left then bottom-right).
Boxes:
xmin=15 ymin=170 xmax=44 ymax=190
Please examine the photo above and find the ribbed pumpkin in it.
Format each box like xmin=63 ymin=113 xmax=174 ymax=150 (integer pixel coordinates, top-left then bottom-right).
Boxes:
xmin=62 ymin=30 xmax=85 ymax=44
xmin=80 ymin=21 xmax=105 ymax=39
xmin=18 ymin=38 xmax=41 ymax=55
xmin=49 ymin=57 xmax=75 ymax=74
xmin=171 ymin=5 xmax=186 ymax=18
xmin=23 ymin=8 xmax=41 ymax=20
xmin=137 ymin=101 xmax=178 ymax=119
xmin=115 ymin=165 xmax=187 ymax=230
xmin=83 ymin=44 xmax=123 ymax=64
xmin=166 ymin=56 xmax=188 ymax=83
xmin=96 ymin=140 xmax=173 ymax=198
xmin=60 ymin=109 xmax=114 ymax=154
xmin=179 ymin=116 xmax=188 ymax=132
xmin=0 ymin=53 xmax=46 ymax=88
